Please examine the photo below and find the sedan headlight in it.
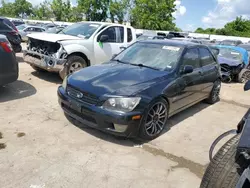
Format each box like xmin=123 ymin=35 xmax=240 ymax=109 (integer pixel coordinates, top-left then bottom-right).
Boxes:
xmin=103 ymin=97 xmax=141 ymax=113
xmin=62 ymin=76 xmax=68 ymax=90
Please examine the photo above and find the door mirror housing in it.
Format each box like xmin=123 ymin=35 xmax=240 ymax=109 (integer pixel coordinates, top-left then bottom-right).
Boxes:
xmin=181 ymin=65 xmax=194 ymax=75
xmin=99 ymin=35 xmax=109 ymax=43
xmin=244 ymin=80 xmax=250 ymax=91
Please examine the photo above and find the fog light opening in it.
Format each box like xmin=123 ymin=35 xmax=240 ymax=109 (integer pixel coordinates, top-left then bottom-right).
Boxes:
xmin=114 ymin=124 xmax=128 ymax=132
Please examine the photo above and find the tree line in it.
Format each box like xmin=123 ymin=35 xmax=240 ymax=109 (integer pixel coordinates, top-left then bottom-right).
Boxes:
xmin=195 ymin=17 xmax=250 ymax=38
xmin=0 ymin=0 xmax=179 ymax=31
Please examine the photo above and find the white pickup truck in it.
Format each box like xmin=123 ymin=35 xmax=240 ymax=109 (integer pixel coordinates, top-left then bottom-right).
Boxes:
xmin=23 ymin=22 xmax=136 ymax=78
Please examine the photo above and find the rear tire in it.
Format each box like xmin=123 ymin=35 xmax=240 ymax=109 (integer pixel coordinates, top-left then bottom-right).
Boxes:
xmin=205 ymin=80 xmax=221 ymax=104
xmin=200 ymin=135 xmax=249 ymax=188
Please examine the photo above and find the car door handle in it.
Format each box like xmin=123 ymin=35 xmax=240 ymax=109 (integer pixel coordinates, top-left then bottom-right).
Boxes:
xmin=120 ymin=46 xmax=126 ymax=50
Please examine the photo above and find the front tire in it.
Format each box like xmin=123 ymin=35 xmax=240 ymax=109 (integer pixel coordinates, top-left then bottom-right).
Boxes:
xmin=66 ymin=55 xmax=87 ymax=75
xmin=139 ymin=98 xmax=168 ymax=140
xmin=205 ymin=80 xmax=221 ymax=104
xmin=238 ymin=69 xmax=250 ymax=83
xmin=200 ymin=135 xmax=249 ymax=188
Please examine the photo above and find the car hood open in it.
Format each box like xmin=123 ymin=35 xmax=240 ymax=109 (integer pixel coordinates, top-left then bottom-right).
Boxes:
xmin=27 ymin=33 xmax=80 ymax=42
xmin=68 ymin=62 xmax=168 ymax=97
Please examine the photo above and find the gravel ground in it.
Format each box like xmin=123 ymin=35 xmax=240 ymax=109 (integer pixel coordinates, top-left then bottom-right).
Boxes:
xmin=0 ymin=53 xmax=248 ymax=188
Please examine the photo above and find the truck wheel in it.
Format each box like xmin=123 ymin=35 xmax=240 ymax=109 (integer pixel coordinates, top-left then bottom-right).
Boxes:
xmin=30 ymin=65 xmax=45 ymax=72
xmin=200 ymin=135 xmax=249 ymax=188
xmin=205 ymin=80 xmax=221 ymax=104
xmin=66 ymin=55 xmax=87 ymax=75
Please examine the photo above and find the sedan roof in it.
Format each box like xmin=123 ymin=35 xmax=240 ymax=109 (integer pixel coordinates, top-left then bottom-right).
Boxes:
xmin=139 ymin=39 xmax=205 ymax=48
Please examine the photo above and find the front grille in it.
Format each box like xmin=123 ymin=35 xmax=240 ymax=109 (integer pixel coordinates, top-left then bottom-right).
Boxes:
xmin=67 ymin=86 xmax=99 ymax=105
xmin=62 ymin=103 xmax=97 ymax=124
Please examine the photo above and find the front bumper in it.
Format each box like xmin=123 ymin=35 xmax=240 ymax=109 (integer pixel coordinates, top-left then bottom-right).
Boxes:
xmin=23 ymin=50 xmax=66 ymax=72
xmin=57 ymin=86 xmax=142 ymax=137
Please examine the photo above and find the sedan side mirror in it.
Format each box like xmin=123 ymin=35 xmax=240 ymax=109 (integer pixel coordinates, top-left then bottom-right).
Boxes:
xmin=244 ymin=80 xmax=250 ymax=91
xmin=99 ymin=35 xmax=109 ymax=43
xmin=181 ymin=65 xmax=194 ymax=74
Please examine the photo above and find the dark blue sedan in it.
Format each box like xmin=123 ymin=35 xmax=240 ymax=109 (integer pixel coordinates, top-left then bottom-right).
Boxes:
xmin=58 ymin=40 xmax=221 ymax=140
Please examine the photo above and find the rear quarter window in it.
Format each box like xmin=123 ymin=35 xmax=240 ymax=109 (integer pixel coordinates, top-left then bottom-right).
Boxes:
xmin=127 ymin=28 xmax=133 ymax=42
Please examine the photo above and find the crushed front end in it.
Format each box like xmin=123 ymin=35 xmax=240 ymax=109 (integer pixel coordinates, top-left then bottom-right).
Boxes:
xmin=23 ymin=37 xmax=67 ymax=72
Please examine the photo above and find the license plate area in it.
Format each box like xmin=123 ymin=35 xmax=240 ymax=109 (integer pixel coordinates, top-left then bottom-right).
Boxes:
xmin=69 ymin=99 xmax=81 ymax=113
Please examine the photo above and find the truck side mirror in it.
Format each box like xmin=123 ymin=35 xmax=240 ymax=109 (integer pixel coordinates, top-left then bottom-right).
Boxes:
xmin=99 ymin=35 xmax=109 ymax=43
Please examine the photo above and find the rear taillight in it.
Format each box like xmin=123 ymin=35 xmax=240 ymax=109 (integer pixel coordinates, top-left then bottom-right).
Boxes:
xmin=0 ymin=41 xmax=13 ymax=53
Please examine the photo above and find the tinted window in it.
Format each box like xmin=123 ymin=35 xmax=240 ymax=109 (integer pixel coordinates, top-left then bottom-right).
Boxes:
xmin=199 ymin=48 xmax=216 ymax=66
xmin=182 ymin=48 xmax=200 ymax=69
xmin=0 ymin=20 xmax=12 ymax=30
xmin=98 ymin=26 xmax=124 ymax=43
xmin=127 ymin=28 xmax=133 ymax=42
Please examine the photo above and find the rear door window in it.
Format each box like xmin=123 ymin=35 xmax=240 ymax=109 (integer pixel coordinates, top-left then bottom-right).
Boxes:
xmin=199 ymin=48 xmax=216 ymax=66
xmin=127 ymin=28 xmax=133 ymax=42
xmin=182 ymin=48 xmax=200 ymax=69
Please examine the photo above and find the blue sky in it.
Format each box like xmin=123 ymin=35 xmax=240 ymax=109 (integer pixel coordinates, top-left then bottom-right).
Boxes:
xmin=174 ymin=0 xmax=250 ymax=31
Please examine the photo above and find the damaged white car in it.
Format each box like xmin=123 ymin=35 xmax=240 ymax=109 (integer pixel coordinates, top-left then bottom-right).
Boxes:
xmin=23 ymin=22 xmax=136 ymax=79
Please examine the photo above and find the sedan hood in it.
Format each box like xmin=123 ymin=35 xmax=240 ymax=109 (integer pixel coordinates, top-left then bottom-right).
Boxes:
xmin=68 ymin=62 xmax=168 ymax=97
xmin=27 ymin=33 xmax=80 ymax=42
xmin=218 ymin=56 xmax=242 ymax=66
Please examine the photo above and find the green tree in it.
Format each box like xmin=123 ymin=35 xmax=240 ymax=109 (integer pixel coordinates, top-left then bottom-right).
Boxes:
xmin=109 ymin=0 xmax=129 ymax=23
xmin=130 ymin=0 xmax=176 ymax=30
xmin=0 ymin=0 xmax=15 ymax=17
xmin=77 ymin=0 xmax=109 ymax=21
xmin=195 ymin=27 xmax=204 ymax=33
xmin=32 ymin=1 xmax=53 ymax=20
xmin=13 ymin=0 xmax=33 ymax=18
xmin=68 ymin=6 xmax=83 ymax=22
xmin=51 ymin=0 xmax=64 ymax=21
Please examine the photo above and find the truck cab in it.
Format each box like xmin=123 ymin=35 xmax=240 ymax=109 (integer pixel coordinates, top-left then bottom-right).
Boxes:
xmin=23 ymin=22 xmax=136 ymax=79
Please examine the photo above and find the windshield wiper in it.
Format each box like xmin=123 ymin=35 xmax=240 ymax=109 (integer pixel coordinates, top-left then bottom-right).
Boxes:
xmin=113 ymin=59 xmax=129 ymax=64
xmin=131 ymin=63 xmax=159 ymax=70
xmin=114 ymin=59 xmax=159 ymax=70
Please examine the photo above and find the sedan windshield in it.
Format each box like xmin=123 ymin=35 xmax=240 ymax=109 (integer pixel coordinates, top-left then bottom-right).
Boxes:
xmin=114 ymin=42 xmax=183 ymax=70
xmin=59 ymin=22 xmax=101 ymax=39
xmin=218 ymin=47 xmax=242 ymax=61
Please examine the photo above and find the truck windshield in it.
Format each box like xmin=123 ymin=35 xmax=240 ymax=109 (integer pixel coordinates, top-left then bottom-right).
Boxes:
xmin=59 ymin=22 xmax=101 ymax=39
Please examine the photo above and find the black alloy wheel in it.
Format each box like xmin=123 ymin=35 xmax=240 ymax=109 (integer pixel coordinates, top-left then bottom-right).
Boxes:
xmin=206 ymin=80 xmax=221 ymax=104
xmin=140 ymin=98 xmax=168 ymax=140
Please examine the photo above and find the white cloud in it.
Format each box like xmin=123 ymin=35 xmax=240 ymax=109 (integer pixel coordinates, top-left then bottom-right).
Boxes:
xmin=173 ymin=0 xmax=186 ymax=18
xmin=202 ymin=0 xmax=250 ymax=28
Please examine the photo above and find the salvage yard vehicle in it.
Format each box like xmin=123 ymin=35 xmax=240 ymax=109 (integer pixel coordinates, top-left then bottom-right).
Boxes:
xmin=58 ymin=40 xmax=222 ymax=140
xmin=0 ymin=35 xmax=18 ymax=86
xmin=0 ymin=17 xmax=22 ymax=53
xmin=23 ymin=22 xmax=136 ymax=79
xmin=215 ymin=45 xmax=250 ymax=83
xmin=17 ymin=24 xmax=45 ymax=41
xmin=200 ymin=80 xmax=250 ymax=188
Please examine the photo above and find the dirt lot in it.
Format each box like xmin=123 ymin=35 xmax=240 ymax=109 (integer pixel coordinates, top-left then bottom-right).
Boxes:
xmin=0 ymin=53 xmax=250 ymax=188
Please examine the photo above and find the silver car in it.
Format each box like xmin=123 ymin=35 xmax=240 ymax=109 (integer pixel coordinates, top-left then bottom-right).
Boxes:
xmin=17 ymin=25 xmax=45 ymax=41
